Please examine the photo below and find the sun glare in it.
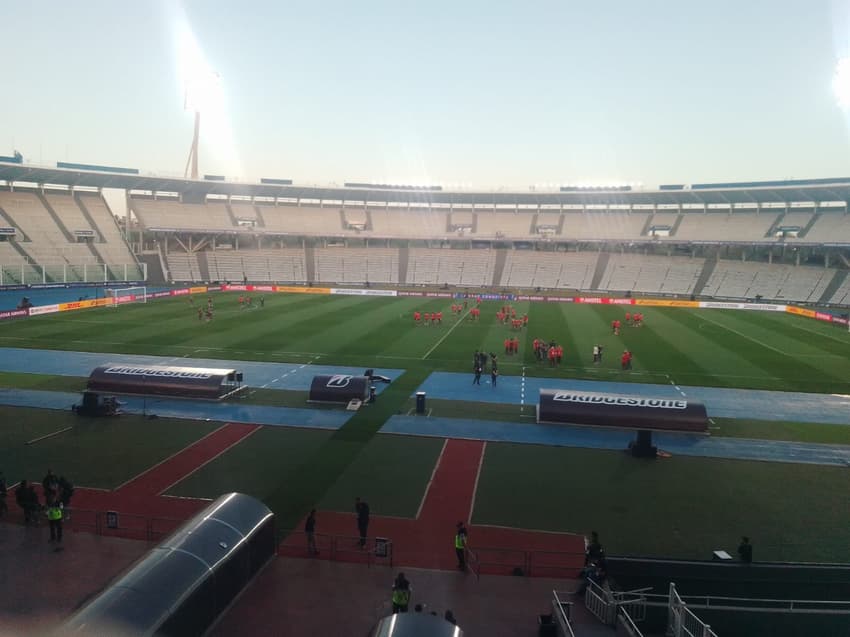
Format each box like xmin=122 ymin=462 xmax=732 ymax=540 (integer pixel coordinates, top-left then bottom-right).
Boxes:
xmin=833 ymin=57 xmax=850 ymax=109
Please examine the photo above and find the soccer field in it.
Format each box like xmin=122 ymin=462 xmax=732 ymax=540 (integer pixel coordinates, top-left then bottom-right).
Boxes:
xmin=1 ymin=291 xmax=849 ymax=561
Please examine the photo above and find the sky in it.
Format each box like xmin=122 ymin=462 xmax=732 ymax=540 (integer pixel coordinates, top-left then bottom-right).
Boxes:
xmin=2 ymin=0 xmax=850 ymax=189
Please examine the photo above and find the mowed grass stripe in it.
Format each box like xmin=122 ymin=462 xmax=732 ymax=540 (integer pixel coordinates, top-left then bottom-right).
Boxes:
xmin=729 ymin=310 xmax=850 ymax=358
xmin=473 ymin=442 xmax=850 ymax=562
xmin=318 ymin=434 xmax=445 ymax=518
xmin=665 ymin=309 xmax=845 ymax=391
xmin=0 ymin=406 xmax=219 ymax=490
xmin=165 ymin=426 xmax=332 ymax=501
xmin=621 ymin=307 xmax=770 ymax=387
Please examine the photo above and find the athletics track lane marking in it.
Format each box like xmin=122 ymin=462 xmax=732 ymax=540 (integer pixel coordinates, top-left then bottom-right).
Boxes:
xmin=421 ymin=308 xmax=473 ymax=360
xmin=156 ymin=426 xmax=261 ymax=496
xmin=111 ymin=424 xmax=230 ymax=491
xmin=467 ymin=441 xmax=486 ymax=525
xmin=414 ymin=438 xmax=448 ymax=520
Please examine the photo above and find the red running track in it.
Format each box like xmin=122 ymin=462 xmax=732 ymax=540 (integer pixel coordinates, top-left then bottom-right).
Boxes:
xmin=281 ymin=438 xmax=586 ymax=576
xmin=16 ymin=423 xmax=260 ymax=537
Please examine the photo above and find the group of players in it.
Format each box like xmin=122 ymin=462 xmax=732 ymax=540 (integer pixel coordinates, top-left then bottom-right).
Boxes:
xmin=192 ymin=296 xmax=215 ymax=321
xmin=532 ymin=339 xmax=565 ymax=366
xmin=238 ymin=295 xmax=265 ymax=309
xmin=611 ymin=311 xmax=644 ymax=335
xmin=413 ymin=310 xmax=444 ymax=325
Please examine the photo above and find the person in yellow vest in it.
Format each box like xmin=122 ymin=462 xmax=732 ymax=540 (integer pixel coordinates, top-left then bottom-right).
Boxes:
xmin=391 ymin=572 xmax=411 ymax=613
xmin=455 ymin=521 xmax=468 ymax=570
xmin=46 ymin=495 xmax=63 ymax=544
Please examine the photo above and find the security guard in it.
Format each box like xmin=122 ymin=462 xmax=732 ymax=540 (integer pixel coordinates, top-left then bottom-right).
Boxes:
xmin=455 ymin=521 xmax=468 ymax=570
xmin=46 ymin=497 xmax=63 ymax=544
xmin=391 ymin=573 xmax=411 ymax=613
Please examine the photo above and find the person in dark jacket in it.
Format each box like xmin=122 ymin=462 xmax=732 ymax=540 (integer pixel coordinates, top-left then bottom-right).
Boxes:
xmin=355 ymin=497 xmax=370 ymax=548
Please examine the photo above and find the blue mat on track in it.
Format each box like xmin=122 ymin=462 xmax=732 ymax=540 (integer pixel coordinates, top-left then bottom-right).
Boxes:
xmin=0 ymin=388 xmax=351 ymax=430
xmin=381 ymin=415 xmax=850 ymax=467
xmin=413 ymin=372 xmax=850 ymax=426
xmin=0 ymin=348 xmax=402 ymax=393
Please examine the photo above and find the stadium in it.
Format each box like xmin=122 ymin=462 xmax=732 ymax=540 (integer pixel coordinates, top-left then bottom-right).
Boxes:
xmin=2 ymin=158 xmax=850 ymax=636
xmin=4 ymin=4 xmax=850 ymax=636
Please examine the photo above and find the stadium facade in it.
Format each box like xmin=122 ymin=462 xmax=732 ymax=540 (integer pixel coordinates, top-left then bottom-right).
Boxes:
xmin=1 ymin=161 xmax=850 ymax=306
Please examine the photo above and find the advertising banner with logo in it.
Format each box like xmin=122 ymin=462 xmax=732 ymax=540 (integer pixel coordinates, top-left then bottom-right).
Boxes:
xmin=87 ymin=364 xmax=237 ymax=399
xmin=308 ymin=374 xmax=370 ymax=403
xmin=0 ymin=309 xmax=28 ymax=321
xmin=537 ymin=389 xmax=708 ymax=432
xmin=28 ymin=304 xmax=61 ymax=316
xmin=330 ymin=288 xmax=398 ymax=297
xmin=701 ymin=301 xmax=786 ymax=312
xmin=634 ymin=299 xmax=700 ymax=308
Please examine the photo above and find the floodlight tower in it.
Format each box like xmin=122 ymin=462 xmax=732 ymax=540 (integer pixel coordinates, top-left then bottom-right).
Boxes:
xmin=183 ymin=70 xmax=219 ymax=180
xmin=184 ymin=108 xmax=200 ymax=180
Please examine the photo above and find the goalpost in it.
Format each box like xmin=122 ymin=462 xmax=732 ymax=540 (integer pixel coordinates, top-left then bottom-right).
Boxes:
xmin=105 ymin=286 xmax=147 ymax=308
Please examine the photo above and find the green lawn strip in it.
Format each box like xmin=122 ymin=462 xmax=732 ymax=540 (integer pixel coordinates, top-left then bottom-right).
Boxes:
xmin=473 ymin=442 xmax=850 ymax=562
xmin=0 ymin=406 xmax=219 ymax=489
xmin=0 ymin=371 xmax=86 ymax=392
xmin=262 ymin=367 xmax=430 ymax=535
xmin=318 ymin=434 xmax=445 ymax=518
xmin=165 ymin=426 xmax=332 ymax=501
xmin=712 ymin=418 xmax=850 ymax=445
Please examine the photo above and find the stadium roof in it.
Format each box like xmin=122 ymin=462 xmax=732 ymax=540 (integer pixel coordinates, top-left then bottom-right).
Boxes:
xmin=2 ymin=162 xmax=850 ymax=207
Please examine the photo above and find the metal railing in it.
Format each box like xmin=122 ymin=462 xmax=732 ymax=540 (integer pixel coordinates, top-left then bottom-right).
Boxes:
xmin=618 ymin=606 xmax=646 ymax=637
xmin=465 ymin=545 xmax=584 ymax=578
xmin=585 ymin=579 xmax=616 ymax=625
xmin=278 ymin=531 xmax=393 ymax=568
xmin=668 ymin=583 xmax=719 ymax=637
xmin=68 ymin=508 xmax=182 ymax=542
xmin=551 ymin=590 xmax=577 ymax=637
xmin=0 ymin=263 xmax=145 ymax=286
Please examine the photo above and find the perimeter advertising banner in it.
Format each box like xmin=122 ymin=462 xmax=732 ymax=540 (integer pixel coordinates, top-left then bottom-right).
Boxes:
xmin=701 ymin=301 xmax=786 ymax=312
xmin=0 ymin=309 xmax=28 ymax=321
xmin=330 ymin=288 xmax=397 ymax=297
xmin=58 ymin=298 xmax=110 ymax=312
xmin=786 ymin=306 xmax=817 ymax=319
xmin=634 ymin=299 xmax=700 ymax=308
xmin=189 ymin=286 xmax=208 ymax=294
xmin=28 ymin=304 xmax=61 ymax=316
xmin=538 ymin=389 xmax=709 ymax=433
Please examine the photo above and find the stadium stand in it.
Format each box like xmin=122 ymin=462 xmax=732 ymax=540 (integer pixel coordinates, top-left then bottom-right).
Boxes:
xmin=499 ymin=250 xmax=599 ymax=289
xmin=0 ymin=190 xmax=98 ymax=265
xmin=800 ymin=211 xmax=850 ymax=243
xmin=259 ymin=205 xmax=348 ymax=235
xmin=314 ymin=247 xmax=398 ymax=284
xmin=828 ymin=275 xmax=850 ymax=305
xmin=475 ymin=210 xmax=535 ymax=238
xmin=561 ymin=211 xmax=649 ymax=240
xmin=701 ymin=260 xmax=833 ymax=302
xmin=674 ymin=211 xmax=779 ymax=242
xmin=131 ymin=198 xmax=234 ymax=232
xmin=370 ymin=208 xmax=449 ymax=238
xmin=75 ymin=193 xmax=137 ymax=266
xmin=165 ymin=252 xmax=201 ymax=282
xmin=408 ymin=248 xmax=495 ymax=286
xmin=599 ymin=254 xmax=705 ymax=295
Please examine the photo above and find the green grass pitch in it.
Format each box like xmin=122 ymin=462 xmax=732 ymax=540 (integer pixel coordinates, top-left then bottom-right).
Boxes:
xmin=1 ymin=291 xmax=849 ymax=560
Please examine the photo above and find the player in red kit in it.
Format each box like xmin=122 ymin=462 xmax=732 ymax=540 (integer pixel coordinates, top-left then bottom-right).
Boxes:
xmin=414 ymin=310 xmax=421 ymax=324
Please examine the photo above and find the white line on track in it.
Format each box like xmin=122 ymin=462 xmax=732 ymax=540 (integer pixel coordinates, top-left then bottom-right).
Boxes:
xmin=467 ymin=442 xmax=486 ymax=525
xmin=112 ymin=424 xmax=228 ymax=491
xmin=157 ymin=426 xmax=260 ymax=496
xmin=421 ymin=308 xmax=472 ymax=360
xmin=415 ymin=438 xmax=448 ymax=520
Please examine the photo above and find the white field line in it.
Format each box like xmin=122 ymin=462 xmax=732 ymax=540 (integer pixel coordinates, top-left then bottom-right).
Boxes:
xmin=422 ymin=308 xmax=473 ymax=360
xmin=697 ymin=313 xmax=790 ymax=356
xmin=112 ymin=424 xmax=228 ymax=491
xmin=157 ymin=426 xmax=261 ymax=496
xmin=415 ymin=438 xmax=449 ymax=520
xmin=467 ymin=442 xmax=487 ymax=525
